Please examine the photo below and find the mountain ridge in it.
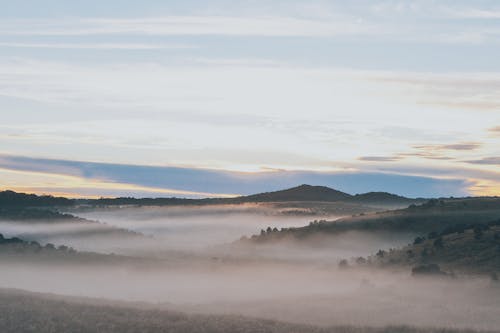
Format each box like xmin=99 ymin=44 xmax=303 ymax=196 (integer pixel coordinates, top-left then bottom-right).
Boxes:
xmin=0 ymin=185 xmax=424 ymax=207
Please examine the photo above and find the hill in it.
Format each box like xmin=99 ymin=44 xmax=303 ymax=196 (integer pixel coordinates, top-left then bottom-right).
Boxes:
xmin=364 ymin=219 xmax=500 ymax=275
xmin=236 ymin=184 xmax=352 ymax=202
xmin=0 ymin=190 xmax=74 ymax=207
xmin=350 ymin=192 xmax=421 ymax=207
xmin=0 ymin=204 xmax=148 ymax=255
xmin=246 ymin=197 xmax=500 ymax=243
xmin=1 ymin=187 xmax=421 ymax=210
xmin=84 ymin=185 xmax=421 ymax=210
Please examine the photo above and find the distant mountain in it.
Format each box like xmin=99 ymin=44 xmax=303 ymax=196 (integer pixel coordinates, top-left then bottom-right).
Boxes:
xmin=1 ymin=186 xmax=420 ymax=208
xmin=236 ymin=184 xmax=352 ymax=202
xmin=231 ymin=185 xmax=424 ymax=208
xmin=349 ymin=192 xmax=422 ymax=206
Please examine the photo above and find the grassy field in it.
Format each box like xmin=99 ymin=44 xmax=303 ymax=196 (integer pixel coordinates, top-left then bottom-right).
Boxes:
xmin=0 ymin=289 xmax=494 ymax=333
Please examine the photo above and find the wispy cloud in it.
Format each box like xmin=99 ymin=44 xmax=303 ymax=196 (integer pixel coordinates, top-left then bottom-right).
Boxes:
xmin=0 ymin=16 xmax=378 ymax=37
xmin=372 ymin=72 xmax=500 ymax=111
xmin=489 ymin=126 xmax=500 ymax=134
xmin=413 ymin=142 xmax=482 ymax=151
xmin=358 ymin=156 xmax=402 ymax=162
xmin=449 ymin=8 xmax=500 ymax=19
xmin=465 ymin=157 xmax=500 ymax=166
xmin=0 ymin=154 xmax=472 ymax=198
xmin=0 ymin=42 xmax=195 ymax=50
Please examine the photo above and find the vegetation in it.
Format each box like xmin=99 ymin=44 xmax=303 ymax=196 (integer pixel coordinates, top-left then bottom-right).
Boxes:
xmin=0 ymin=233 xmax=77 ymax=256
xmin=363 ymin=220 xmax=500 ymax=275
xmin=246 ymin=197 xmax=500 ymax=243
xmin=0 ymin=289 xmax=491 ymax=333
xmin=86 ymin=184 xmax=424 ymax=208
xmin=0 ymin=207 xmax=76 ymax=221
xmin=0 ymin=191 xmax=74 ymax=207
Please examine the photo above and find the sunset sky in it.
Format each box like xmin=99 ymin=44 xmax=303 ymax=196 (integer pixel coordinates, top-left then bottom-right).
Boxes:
xmin=1 ymin=0 xmax=499 ymax=198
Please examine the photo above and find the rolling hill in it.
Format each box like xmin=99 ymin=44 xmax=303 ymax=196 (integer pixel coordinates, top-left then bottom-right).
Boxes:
xmin=365 ymin=219 xmax=500 ymax=275
xmin=246 ymin=196 xmax=500 ymax=244
xmin=0 ymin=186 xmax=422 ymax=209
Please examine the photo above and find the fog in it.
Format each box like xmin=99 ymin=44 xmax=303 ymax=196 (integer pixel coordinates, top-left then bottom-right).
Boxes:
xmin=0 ymin=205 xmax=499 ymax=332
xmin=71 ymin=205 xmax=314 ymax=250
xmin=0 ymin=205 xmax=411 ymax=260
xmin=0 ymin=258 xmax=499 ymax=331
xmin=0 ymin=220 xmax=158 ymax=254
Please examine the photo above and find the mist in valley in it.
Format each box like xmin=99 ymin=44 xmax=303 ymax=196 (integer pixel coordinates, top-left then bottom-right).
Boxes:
xmin=1 ymin=255 xmax=499 ymax=331
xmin=70 ymin=204 xmax=316 ymax=250
xmin=1 ymin=204 xmax=499 ymax=332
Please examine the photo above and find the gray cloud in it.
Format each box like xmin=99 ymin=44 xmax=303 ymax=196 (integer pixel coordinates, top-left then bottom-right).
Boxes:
xmin=489 ymin=126 xmax=500 ymax=134
xmin=0 ymin=154 xmax=471 ymax=198
xmin=358 ymin=156 xmax=402 ymax=162
xmin=413 ymin=142 xmax=482 ymax=152
xmin=465 ymin=157 xmax=500 ymax=166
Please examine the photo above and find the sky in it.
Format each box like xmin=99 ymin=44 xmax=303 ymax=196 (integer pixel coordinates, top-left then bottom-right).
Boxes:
xmin=0 ymin=0 xmax=499 ymax=198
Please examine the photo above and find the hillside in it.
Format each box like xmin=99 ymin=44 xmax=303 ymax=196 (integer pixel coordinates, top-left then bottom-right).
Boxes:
xmin=365 ymin=220 xmax=500 ymax=275
xmin=0 ymin=204 xmax=148 ymax=255
xmin=0 ymin=233 xmax=88 ymax=256
xmin=0 ymin=190 xmax=74 ymax=207
xmin=246 ymin=197 xmax=500 ymax=243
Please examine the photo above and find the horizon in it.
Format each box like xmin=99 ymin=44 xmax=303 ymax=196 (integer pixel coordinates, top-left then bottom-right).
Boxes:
xmin=1 ymin=183 xmax=493 ymax=201
xmin=1 ymin=0 xmax=499 ymax=198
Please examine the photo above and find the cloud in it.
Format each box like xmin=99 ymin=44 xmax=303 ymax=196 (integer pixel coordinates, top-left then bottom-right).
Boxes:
xmin=379 ymin=142 xmax=482 ymax=163
xmin=372 ymin=72 xmax=500 ymax=111
xmin=0 ymin=154 xmax=472 ymax=198
xmin=0 ymin=42 xmax=195 ymax=50
xmin=465 ymin=157 xmax=500 ymax=166
xmin=0 ymin=16 xmax=378 ymax=37
xmin=413 ymin=142 xmax=482 ymax=151
xmin=358 ymin=156 xmax=402 ymax=162
xmin=489 ymin=126 xmax=500 ymax=134
xmin=449 ymin=8 xmax=500 ymax=19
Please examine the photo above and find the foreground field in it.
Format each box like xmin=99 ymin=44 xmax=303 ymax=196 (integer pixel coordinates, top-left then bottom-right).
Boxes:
xmin=0 ymin=289 xmax=494 ymax=333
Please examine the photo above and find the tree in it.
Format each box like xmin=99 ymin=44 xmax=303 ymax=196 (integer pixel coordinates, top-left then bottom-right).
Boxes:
xmin=474 ymin=226 xmax=483 ymax=240
xmin=433 ymin=237 xmax=444 ymax=248
xmin=413 ymin=236 xmax=425 ymax=245
xmin=45 ymin=243 xmax=56 ymax=250
xmin=412 ymin=264 xmax=446 ymax=276
xmin=355 ymin=257 xmax=367 ymax=265
xmin=428 ymin=231 xmax=438 ymax=239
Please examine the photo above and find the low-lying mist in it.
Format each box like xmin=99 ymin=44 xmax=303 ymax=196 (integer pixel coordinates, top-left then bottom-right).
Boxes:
xmin=1 ymin=204 xmax=499 ymax=332
xmin=71 ymin=204 xmax=309 ymax=248
xmin=68 ymin=205 xmax=326 ymax=252
xmin=1 ymin=205 xmax=412 ymax=260
xmin=0 ymin=257 xmax=498 ymax=331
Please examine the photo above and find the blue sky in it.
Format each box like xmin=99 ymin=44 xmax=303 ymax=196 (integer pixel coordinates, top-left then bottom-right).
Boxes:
xmin=0 ymin=1 xmax=499 ymax=198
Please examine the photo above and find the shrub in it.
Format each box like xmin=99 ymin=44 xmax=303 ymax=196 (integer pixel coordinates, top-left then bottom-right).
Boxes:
xmin=412 ymin=264 xmax=446 ymax=276
xmin=338 ymin=259 xmax=349 ymax=269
